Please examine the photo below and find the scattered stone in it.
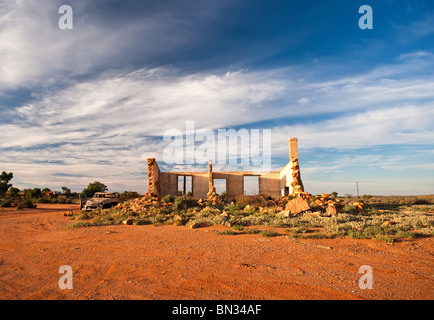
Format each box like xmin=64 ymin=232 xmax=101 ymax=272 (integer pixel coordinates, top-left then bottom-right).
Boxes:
xmin=190 ymin=222 xmax=200 ymax=229
xmin=285 ymin=197 xmax=311 ymax=215
xmin=277 ymin=210 xmax=291 ymax=217
xmin=326 ymin=203 xmax=337 ymax=216
xmin=122 ymin=218 xmax=134 ymax=225
xmin=381 ymin=220 xmax=393 ymax=226
xmin=306 ymin=211 xmax=322 ymax=217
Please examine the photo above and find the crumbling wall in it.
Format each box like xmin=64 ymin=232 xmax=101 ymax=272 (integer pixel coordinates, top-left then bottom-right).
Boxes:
xmin=280 ymin=138 xmax=304 ymax=196
xmin=289 ymin=138 xmax=304 ymax=195
xmin=259 ymin=172 xmax=281 ymax=196
xmin=147 ymin=158 xmax=161 ymax=198
xmin=191 ymin=173 xmax=208 ymax=199
xmin=208 ymin=160 xmax=215 ymax=196
xmin=160 ymin=172 xmax=179 ymax=197
xmin=147 ymin=137 xmax=304 ymax=200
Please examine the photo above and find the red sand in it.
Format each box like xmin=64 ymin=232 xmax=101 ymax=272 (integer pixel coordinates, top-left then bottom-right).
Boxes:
xmin=0 ymin=204 xmax=432 ymax=300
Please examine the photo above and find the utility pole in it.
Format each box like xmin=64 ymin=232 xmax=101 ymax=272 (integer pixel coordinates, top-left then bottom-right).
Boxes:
xmin=356 ymin=182 xmax=360 ymax=198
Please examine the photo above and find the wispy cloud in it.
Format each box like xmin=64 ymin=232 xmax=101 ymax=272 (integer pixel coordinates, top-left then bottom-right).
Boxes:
xmin=0 ymin=0 xmax=230 ymax=91
xmin=1 ymin=50 xmax=433 ymax=192
xmin=1 ymin=0 xmax=433 ymax=194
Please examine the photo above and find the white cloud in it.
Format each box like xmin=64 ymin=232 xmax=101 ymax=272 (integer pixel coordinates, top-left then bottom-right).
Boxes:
xmin=270 ymin=103 xmax=434 ymax=151
xmin=0 ymin=0 xmax=230 ymax=90
xmin=1 ymin=50 xmax=434 ymax=192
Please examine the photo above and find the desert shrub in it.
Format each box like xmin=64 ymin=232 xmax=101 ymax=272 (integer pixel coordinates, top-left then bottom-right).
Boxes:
xmin=343 ymin=204 xmax=358 ymax=215
xmin=289 ymin=227 xmax=311 ymax=234
xmin=133 ymin=218 xmax=153 ymax=226
xmin=375 ymin=234 xmax=395 ymax=243
xmin=324 ymin=223 xmax=353 ymax=237
xmin=35 ymin=198 xmax=50 ymax=203
xmin=396 ymin=230 xmax=417 ymax=239
xmin=232 ymin=225 xmax=244 ymax=231
xmin=362 ymin=225 xmax=384 ymax=237
xmin=0 ymin=199 xmax=12 ymax=207
xmin=16 ymin=199 xmax=37 ymax=209
xmin=243 ymin=205 xmax=257 ymax=215
xmin=238 ymin=214 xmax=270 ymax=226
xmin=303 ymin=233 xmax=333 ymax=239
xmin=77 ymin=211 xmax=92 ymax=220
xmin=224 ymin=203 xmax=244 ymax=213
xmin=268 ymin=219 xmax=292 ymax=228
xmin=220 ymin=191 xmax=228 ymax=203
xmin=67 ymin=221 xmax=92 ymax=228
xmin=218 ymin=230 xmax=239 ymax=235
xmin=244 ymin=228 xmax=261 ymax=234
xmin=93 ymin=215 xmax=117 ymax=226
xmin=260 ymin=230 xmax=280 ymax=237
xmin=173 ymin=196 xmax=198 ymax=211
xmin=162 ymin=195 xmax=175 ymax=204
xmin=199 ymin=207 xmax=221 ymax=216
xmin=348 ymin=229 xmax=367 ymax=239
xmin=191 ymin=214 xmax=226 ymax=227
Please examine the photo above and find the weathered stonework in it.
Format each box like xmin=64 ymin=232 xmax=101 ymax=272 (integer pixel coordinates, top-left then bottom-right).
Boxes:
xmin=288 ymin=138 xmax=304 ymax=196
xmin=147 ymin=158 xmax=161 ymax=199
xmin=147 ymin=137 xmax=304 ymax=199
xmin=208 ymin=159 xmax=215 ymax=196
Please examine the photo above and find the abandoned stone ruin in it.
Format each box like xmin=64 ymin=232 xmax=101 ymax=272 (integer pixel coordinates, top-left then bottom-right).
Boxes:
xmin=147 ymin=138 xmax=304 ymax=200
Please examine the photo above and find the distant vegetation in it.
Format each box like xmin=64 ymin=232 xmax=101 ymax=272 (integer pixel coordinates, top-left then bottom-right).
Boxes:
xmin=0 ymin=173 xmax=142 ymax=210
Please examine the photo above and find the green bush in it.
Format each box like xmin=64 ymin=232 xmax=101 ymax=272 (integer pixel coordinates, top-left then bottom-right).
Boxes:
xmin=348 ymin=229 xmax=366 ymax=239
xmin=218 ymin=230 xmax=239 ymax=235
xmin=244 ymin=228 xmax=261 ymax=234
xmin=16 ymin=199 xmax=37 ymax=209
xmin=260 ymin=230 xmax=280 ymax=237
xmin=35 ymin=198 xmax=50 ymax=203
xmin=0 ymin=199 xmax=12 ymax=207
xmin=375 ymin=234 xmax=395 ymax=243
xmin=224 ymin=203 xmax=244 ymax=213
xmin=173 ymin=196 xmax=198 ymax=211
xmin=67 ymin=221 xmax=93 ymax=228
xmin=162 ymin=195 xmax=175 ymax=203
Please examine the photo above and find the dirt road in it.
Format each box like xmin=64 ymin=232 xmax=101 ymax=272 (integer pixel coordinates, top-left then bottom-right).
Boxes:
xmin=0 ymin=204 xmax=432 ymax=300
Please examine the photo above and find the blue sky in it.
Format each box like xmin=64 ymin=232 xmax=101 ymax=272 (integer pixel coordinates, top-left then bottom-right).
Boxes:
xmin=0 ymin=0 xmax=433 ymax=195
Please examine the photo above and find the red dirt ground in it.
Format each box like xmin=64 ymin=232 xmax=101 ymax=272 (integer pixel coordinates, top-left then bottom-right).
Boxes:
xmin=0 ymin=204 xmax=432 ymax=300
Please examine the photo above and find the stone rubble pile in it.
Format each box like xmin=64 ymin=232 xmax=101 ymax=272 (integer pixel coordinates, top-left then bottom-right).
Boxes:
xmin=76 ymin=191 xmax=364 ymax=219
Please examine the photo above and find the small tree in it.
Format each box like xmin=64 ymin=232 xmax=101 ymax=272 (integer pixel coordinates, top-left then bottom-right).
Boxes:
xmin=41 ymin=188 xmax=51 ymax=194
xmin=25 ymin=188 xmax=42 ymax=199
xmin=8 ymin=187 xmax=20 ymax=198
xmin=61 ymin=186 xmax=71 ymax=195
xmin=82 ymin=181 xmax=108 ymax=198
xmin=0 ymin=171 xmax=13 ymax=196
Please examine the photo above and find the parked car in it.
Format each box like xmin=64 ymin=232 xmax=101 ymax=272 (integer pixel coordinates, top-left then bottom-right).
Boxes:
xmin=82 ymin=192 xmax=121 ymax=211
